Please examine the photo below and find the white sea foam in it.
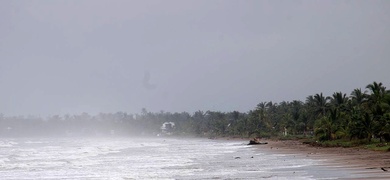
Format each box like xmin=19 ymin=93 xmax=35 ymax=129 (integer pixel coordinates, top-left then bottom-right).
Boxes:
xmin=0 ymin=137 xmax=366 ymax=179
xmin=24 ymin=141 xmax=46 ymax=144
xmin=0 ymin=140 xmax=18 ymax=147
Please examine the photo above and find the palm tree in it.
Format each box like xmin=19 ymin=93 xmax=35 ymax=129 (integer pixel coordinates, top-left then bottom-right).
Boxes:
xmin=331 ymin=92 xmax=349 ymax=111
xmin=349 ymin=111 xmax=375 ymax=142
xmin=313 ymin=93 xmax=331 ymax=117
xmin=314 ymin=107 xmax=340 ymax=141
xmin=305 ymin=95 xmax=315 ymax=107
xmin=192 ymin=110 xmax=207 ymax=134
xmin=330 ymin=92 xmax=351 ymax=136
xmin=290 ymin=100 xmax=304 ymax=134
xmin=366 ymin=81 xmax=387 ymax=105
xmin=350 ymin=88 xmax=368 ymax=107
xmin=366 ymin=82 xmax=389 ymax=142
xmin=255 ymin=102 xmax=267 ymax=124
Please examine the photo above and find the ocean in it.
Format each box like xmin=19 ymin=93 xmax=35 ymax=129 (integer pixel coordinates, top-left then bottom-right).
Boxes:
xmin=0 ymin=137 xmax=363 ymax=179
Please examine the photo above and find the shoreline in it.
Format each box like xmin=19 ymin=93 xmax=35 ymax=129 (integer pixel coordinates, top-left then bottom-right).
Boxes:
xmin=247 ymin=139 xmax=390 ymax=179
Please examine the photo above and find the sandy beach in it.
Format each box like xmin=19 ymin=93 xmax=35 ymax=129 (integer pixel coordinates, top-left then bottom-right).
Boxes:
xmin=251 ymin=139 xmax=390 ymax=179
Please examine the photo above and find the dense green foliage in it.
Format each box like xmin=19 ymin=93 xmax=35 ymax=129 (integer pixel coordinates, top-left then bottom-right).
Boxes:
xmin=1 ymin=82 xmax=389 ymax=142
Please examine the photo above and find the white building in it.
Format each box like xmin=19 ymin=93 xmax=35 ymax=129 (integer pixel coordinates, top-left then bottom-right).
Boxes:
xmin=161 ymin=122 xmax=175 ymax=134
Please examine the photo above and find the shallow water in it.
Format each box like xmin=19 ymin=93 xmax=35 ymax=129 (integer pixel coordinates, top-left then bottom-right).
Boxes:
xmin=0 ymin=137 xmax=364 ymax=179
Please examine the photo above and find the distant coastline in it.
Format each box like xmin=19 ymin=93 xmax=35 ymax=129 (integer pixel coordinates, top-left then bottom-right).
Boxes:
xmin=1 ymin=81 xmax=389 ymax=153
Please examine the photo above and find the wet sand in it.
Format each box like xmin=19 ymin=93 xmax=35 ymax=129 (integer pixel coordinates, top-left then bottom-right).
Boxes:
xmin=252 ymin=140 xmax=390 ymax=179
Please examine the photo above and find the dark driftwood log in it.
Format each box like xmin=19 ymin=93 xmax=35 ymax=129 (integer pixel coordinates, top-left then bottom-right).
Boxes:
xmin=248 ymin=140 xmax=268 ymax=145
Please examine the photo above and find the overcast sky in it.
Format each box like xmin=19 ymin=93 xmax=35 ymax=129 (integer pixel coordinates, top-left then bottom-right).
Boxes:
xmin=1 ymin=0 xmax=389 ymax=116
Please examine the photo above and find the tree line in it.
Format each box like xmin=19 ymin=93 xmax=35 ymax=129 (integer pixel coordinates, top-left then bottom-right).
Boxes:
xmin=0 ymin=81 xmax=389 ymax=142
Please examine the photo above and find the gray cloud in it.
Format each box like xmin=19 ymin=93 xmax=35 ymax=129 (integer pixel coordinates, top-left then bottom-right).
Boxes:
xmin=0 ymin=0 xmax=389 ymax=116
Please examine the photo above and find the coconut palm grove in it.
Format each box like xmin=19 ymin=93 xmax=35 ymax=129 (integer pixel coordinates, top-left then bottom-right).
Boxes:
xmin=1 ymin=81 xmax=390 ymax=145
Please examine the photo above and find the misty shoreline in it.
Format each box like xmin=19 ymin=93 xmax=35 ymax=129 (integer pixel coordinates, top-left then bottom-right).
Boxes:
xmin=1 ymin=82 xmax=390 ymax=155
